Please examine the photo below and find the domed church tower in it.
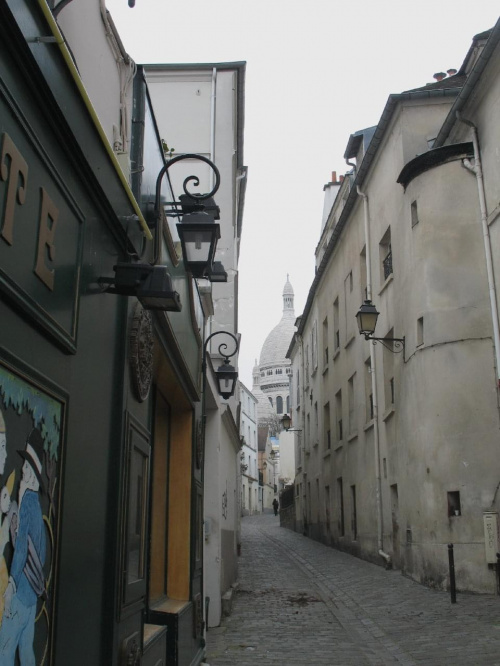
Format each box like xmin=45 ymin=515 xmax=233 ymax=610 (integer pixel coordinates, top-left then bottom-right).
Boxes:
xmin=252 ymin=276 xmax=296 ymax=424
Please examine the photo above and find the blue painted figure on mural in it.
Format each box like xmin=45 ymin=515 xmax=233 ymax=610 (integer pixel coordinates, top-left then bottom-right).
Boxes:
xmin=0 ymin=428 xmax=46 ymax=665
xmin=0 ymin=466 xmax=16 ymax=625
xmin=0 ymin=410 xmax=17 ymax=626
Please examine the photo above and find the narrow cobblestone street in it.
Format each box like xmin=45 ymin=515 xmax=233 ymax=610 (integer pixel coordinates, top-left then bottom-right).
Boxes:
xmin=205 ymin=514 xmax=500 ymax=665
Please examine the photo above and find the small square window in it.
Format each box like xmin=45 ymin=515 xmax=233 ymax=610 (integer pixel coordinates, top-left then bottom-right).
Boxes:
xmin=447 ymin=491 xmax=461 ymax=517
xmin=417 ymin=317 xmax=424 ymax=347
xmin=411 ymin=200 xmax=419 ymax=227
xmin=379 ymin=227 xmax=392 ymax=282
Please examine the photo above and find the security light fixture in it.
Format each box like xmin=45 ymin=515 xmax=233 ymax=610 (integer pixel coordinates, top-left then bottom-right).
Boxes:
xmin=208 ymin=261 xmax=228 ymax=283
xmin=99 ymin=262 xmax=181 ymax=312
xmin=356 ymin=299 xmax=405 ymax=357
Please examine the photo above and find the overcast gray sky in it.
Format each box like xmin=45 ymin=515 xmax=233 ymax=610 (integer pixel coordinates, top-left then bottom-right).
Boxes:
xmin=106 ymin=0 xmax=499 ymax=388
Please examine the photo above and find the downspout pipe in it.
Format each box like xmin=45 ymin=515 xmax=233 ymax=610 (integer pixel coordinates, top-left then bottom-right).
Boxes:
xmin=297 ymin=333 xmax=307 ymax=530
xmin=346 ymin=159 xmax=357 ymax=176
xmin=357 ymin=186 xmax=392 ymax=568
xmin=210 ymin=67 xmax=217 ymax=190
xmin=457 ymin=112 xmax=500 ymax=388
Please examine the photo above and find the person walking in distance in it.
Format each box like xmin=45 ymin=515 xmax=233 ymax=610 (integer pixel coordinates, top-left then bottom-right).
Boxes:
xmin=272 ymin=498 xmax=279 ymax=516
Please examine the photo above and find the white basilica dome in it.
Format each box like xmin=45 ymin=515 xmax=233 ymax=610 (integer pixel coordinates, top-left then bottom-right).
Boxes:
xmin=253 ymin=277 xmax=296 ymax=422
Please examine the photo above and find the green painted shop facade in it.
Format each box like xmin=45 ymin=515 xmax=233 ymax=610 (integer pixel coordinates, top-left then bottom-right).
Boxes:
xmin=0 ymin=2 xmax=208 ymax=664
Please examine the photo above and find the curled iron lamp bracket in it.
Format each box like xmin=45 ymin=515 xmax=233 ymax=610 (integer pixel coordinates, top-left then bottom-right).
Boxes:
xmin=364 ymin=335 xmax=405 ymax=358
xmin=203 ymin=331 xmax=239 ymax=363
xmin=155 ymin=154 xmax=221 ymax=221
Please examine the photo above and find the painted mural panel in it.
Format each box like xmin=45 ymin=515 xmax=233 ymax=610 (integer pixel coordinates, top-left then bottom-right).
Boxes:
xmin=0 ymin=358 xmax=63 ymax=665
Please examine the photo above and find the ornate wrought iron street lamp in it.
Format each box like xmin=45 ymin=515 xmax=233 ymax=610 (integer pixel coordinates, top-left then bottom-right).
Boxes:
xmin=154 ymin=154 xmax=224 ymax=279
xmin=356 ymin=300 xmax=405 ymax=356
xmin=202 ymin=331 xmax=239 ymax=400
xmin=280 ymin=414 xmax=302 ymax=432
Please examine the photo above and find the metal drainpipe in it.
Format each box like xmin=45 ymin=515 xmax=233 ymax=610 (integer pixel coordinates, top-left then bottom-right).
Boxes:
xmin=210 ymin=67 xmax=217 ymax=190
xmin=346 ymin=159 xmax=357 ymax=176
xmin=298 ymin=333 xmax=307 ymax=528
xmin=457 ymin=112 xmax=500 ymax=389
xmin=357 ymin=186 xmax=392 ymax=567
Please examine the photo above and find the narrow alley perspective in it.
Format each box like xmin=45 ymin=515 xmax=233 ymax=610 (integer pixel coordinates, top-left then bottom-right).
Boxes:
xmin=205 ymin=514 xmax=500 ymax=666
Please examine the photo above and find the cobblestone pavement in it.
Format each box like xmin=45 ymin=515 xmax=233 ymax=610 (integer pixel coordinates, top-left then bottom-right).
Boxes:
xmin=205 ymin=513 xmax=500 ymax=665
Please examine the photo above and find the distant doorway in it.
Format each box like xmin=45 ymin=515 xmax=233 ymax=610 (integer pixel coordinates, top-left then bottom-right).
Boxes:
xmin=390 ymin=484 xmax=400 ymax=568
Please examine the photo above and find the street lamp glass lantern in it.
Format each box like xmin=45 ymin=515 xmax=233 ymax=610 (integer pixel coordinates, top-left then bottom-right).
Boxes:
xmin=177 ymin=212 xmax=220 ymax=278
xmin=356 ymin=300 xmax=380 ymax=336
xmin=215 ymin=361 xmax=238 ymax=399
xmin=281 ymin=414 xmax=292 ymax=431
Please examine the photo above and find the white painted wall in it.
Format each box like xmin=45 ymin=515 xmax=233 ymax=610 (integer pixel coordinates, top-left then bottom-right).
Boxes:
xmin=144 ymin=63 xmax=246 ymax=626
xmin=57 ymin=2 xmax=134 ymax=164
xmin=277 ymin=430 xmax=295 ymax=485
xmin=293 ymin=84 xmax=500 ymax=592
xmin=239 ymin=382 xmax=259 ymax=514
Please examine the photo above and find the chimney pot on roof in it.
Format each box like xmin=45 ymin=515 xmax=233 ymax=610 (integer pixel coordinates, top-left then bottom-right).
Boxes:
xmin=332 ymin=171 xmax=337 ymax=183
xmin=433 ymin=72 xmax=447 ymax=81
xmin=447 ymin=68 xmax=457 ymax=76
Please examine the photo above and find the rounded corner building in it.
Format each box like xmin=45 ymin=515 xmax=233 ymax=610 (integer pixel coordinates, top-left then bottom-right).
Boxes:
xmin=252 ymin=276 xmax=297 ymax=423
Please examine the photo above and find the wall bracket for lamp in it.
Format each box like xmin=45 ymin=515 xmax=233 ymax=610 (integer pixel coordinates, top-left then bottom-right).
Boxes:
xmin=98 ymin=262 xmax=181 ymax=312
